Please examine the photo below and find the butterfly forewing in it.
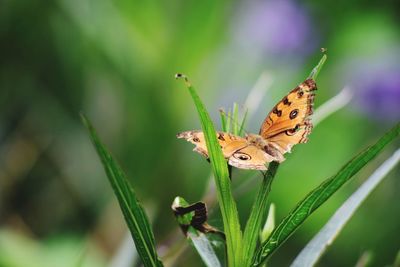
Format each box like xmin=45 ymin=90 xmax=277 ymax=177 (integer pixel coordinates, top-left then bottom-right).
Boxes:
xmin=259 ymin=79 xmax=317 ymax=153
xmin=177 ymin=131 xmax=248 ymax=158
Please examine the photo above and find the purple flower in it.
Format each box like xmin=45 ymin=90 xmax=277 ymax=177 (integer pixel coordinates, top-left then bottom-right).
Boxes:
xmin=233 ymin=0 xmax=316 ymax=58
xmin=355 ymin=69 xmax=400 ymax=122
xmin=339 ymin=54 xmax=400 ymax=122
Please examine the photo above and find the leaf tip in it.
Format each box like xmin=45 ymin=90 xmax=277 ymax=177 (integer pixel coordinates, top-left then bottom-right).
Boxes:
xmin=175 ymin=73 xmax=192 ymax=87
xmin=309 ymin=51 xmax=328 ymax=80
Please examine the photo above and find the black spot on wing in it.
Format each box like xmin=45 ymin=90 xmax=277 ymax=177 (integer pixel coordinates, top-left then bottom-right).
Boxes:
xmin=289 ymin=109 xmax=299 ymax=120
xmin=283 ymin=97 xmax=292 ymax=106
xmin=285 ymin=124 xmax=300 ymax=136
xmin=272 ymin=107 xmax=282 ymax=117
xmin=233 ymin=152 xmax=251 ymax=161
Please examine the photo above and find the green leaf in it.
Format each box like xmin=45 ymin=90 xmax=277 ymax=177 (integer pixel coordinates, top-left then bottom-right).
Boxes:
xmin=220 ymin=104 xmax=248 ymax=136
xmin=308 ymin=53 xmax=327 ymax=80
xmin=188 ymin=229 xmax=222 ymax=267
xmin=251 ymin=122 xmax=400 ymax=267
xmin=81 ymin=114 xmax=163 ymax=267
xmin=176 ymin=74 xmax=243 ymax=267
xmin=238 ymin=108 xmax=249 ymax=137
xmin=242 ymin=162 xmax=279 ymax=267
xmin=232 ymin=103 xmax=239 ymax=135
xmin=260 ymin=203 xmax=275 ymax=243
xmin=219 ymin=108 xmax=228 ymax=132
xmin=291 ymin=148 xmax=400 ymax=267
xmin=226 ymin=109 xmax=232 ymax=133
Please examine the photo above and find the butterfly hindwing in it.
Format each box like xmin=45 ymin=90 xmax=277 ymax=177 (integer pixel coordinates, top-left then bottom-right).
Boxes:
xmin=264 ymin=121 xmax=313 ymax=154
xmin=228 ymin=145 xmax=275 ymax=170
xmin=177 ymin=131 xmax=274 ymax=170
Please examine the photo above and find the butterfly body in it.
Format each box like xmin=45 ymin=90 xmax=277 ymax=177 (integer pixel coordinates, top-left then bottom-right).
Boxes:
xmin=177 ymin=79 xmax=317 ymax=170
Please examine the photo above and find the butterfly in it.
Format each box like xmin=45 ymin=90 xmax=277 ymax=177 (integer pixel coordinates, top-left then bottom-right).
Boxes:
xmin=177 ymin=79 xmax=317 ymax=170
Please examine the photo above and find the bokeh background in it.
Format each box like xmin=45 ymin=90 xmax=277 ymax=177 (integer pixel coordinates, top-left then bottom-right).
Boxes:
xmin=1 ymin=0 xmax=399 ymax=266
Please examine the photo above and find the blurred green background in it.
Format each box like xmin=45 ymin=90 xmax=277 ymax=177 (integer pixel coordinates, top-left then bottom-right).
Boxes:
xmin=1 ymin=0 xmax=399 ymax=266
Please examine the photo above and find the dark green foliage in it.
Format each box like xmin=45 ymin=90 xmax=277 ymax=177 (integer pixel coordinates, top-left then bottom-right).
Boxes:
xmin=81 ymin=114 xmax=163 ymax=267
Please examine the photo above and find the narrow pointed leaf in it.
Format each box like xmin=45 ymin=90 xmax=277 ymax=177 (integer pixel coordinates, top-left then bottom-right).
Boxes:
xmin=252 ymin=123 xmax=400 ymax=266
xmin=232 ymin=103 xmax=239 ymax=135
xmin=291 ymin=148 xmax=400 ymax=267
xmin=308 ymin=54 xmax=327 ymax=80
xmin=226 ymin=109 xmax=232 ymax=134
xmin=260 ymin=203 xmax=276 ymax=243
xmin=219 ymin=109 xmax=228 ymax=132
xmin=176 ymin=74 xmax=242 ymax=266
xmin=188 ymin=230 xmax=222 ymax=267
xmin=81 ymin=114 xmax=163 ymax=267
xmin=239 ymin=109 xmax=249 ymax=137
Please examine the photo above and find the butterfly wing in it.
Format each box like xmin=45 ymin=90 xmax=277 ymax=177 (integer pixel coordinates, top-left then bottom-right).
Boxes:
xmin=177 ymin=130 xmax=248 ymax=158
xmin=177 ymin=131 xmax=273 ymax=170
xmin=259 ymin=79 xmax=317 ymax=154
xmin=228 ymin=145 xmax=275 ymax=170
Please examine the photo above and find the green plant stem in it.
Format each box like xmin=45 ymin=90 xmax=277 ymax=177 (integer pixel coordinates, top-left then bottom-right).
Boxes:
xmin=242 ymin=162 xmax=279 ymax=266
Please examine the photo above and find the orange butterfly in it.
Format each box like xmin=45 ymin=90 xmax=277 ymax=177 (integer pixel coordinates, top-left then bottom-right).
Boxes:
xmin=177 ymin=79 xmax=317 ymax=170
